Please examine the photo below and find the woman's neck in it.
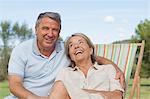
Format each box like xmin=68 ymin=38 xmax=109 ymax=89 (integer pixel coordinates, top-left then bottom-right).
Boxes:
xmin=76 ymin=59 xmax=93 ymax=77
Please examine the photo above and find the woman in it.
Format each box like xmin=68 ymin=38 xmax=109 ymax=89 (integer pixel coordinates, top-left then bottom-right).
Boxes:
xmin=49 ymin=33 xmax=124 ymax=99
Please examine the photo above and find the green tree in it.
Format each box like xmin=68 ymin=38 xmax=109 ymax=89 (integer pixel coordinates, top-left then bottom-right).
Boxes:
xmin=13 ymin=22 xmax=32 ymax=42
xmin=131 ymin=19 xmax=150 ymax=78
xmin=0 ymin=21 xmax=32 ymax=80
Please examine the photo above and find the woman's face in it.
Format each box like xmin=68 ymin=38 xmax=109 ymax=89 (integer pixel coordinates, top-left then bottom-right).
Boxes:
xmin=68 ymin=35 xmax=93 ymax=63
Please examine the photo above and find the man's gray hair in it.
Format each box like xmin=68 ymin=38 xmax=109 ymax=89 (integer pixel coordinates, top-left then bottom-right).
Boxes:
xmin=35 ymin=12 xmax=61 ymax=29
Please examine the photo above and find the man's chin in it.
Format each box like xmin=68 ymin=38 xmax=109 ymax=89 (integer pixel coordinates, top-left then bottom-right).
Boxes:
xmin=44 ymin=43 xmax=55 ymax=49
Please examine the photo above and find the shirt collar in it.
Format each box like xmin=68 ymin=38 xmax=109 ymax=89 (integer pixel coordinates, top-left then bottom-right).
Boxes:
xmin=72 ymin=62 xmax=98 ymax=71
xmin=32 ymin=38 xmax=63 ymax=57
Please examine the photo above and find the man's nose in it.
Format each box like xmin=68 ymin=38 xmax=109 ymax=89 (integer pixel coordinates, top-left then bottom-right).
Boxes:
xmin=47 ymin=29 xmax=53 ymax=37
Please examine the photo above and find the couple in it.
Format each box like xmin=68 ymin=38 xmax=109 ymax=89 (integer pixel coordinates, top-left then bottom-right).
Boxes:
xmin=7 ymin=12 xmax=124 ymax=99
xmin=48 ymin=33 xmax=124 ymax=99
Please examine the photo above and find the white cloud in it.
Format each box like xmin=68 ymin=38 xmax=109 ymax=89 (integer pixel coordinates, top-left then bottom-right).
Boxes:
xmin=104 ymin=15 xmax=115 ymax=23
xmin=116 ymin=27 xmax=126 ymax=37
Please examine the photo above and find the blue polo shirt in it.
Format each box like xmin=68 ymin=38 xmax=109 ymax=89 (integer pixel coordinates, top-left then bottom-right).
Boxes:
xmin=8 ymin=38 xmax=70 ymax=97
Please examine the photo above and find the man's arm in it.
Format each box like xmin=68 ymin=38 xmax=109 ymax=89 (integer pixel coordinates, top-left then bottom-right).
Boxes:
xmin=95 ymin=56 xmax=126 ymax=89
xmin=96 ymin=56 xmax=118 ymax=69
xmin=8 ymin=75 xmax=47 ymax=99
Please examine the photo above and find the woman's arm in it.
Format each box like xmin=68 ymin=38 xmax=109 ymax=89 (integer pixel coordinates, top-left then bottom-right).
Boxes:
xmin=83 ymin=89 xmax=123 ymax=99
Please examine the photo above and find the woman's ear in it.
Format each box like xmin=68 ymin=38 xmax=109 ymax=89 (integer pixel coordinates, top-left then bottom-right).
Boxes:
xmin=90 ymin=48 xmax=93 ymax=55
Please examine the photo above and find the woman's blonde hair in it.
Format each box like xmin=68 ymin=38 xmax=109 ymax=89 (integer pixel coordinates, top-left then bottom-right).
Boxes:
xmin=65 ymin=33 xmax=96 ymax=68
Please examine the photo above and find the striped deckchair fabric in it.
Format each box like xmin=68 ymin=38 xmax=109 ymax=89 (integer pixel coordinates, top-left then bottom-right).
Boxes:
xmin=95 ymin=43 xmax=137 ymax=84
xmin=94 ymin=40 xmax=145 ymax=99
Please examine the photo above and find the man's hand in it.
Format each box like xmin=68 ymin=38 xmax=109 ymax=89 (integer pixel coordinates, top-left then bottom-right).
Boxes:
xmin=96 ymin=56 xmax=126 ymax=90
xmin=115 ymin=68 xmax=126 ymax=90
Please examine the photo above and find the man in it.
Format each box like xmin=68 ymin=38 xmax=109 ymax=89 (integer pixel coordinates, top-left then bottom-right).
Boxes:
xmin=7 ymin=12 xmax=124 ymax=99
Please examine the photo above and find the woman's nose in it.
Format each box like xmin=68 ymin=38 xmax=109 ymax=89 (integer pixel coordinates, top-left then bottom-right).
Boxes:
xmin=74 ymin=43 xmax=80 ymax=49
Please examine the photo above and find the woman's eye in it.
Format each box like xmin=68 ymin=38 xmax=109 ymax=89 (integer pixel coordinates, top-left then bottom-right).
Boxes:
xmin=79 ymin=41 xmax=83 ymax=44
xmin=69 ymin=44 xmax=73 ymax=48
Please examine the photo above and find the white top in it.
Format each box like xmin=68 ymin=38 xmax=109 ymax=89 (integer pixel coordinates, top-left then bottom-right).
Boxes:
xmin=55 ymin=63 xmax=124 ymax=99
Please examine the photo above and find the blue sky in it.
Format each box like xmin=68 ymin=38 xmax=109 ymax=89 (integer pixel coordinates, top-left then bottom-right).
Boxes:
xmin=0 ymin=0 xmax=149 ymax=44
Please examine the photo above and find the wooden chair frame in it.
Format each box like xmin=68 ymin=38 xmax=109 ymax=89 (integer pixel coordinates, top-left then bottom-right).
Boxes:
xmin=129 ymin=40 xmax=145 ymax=99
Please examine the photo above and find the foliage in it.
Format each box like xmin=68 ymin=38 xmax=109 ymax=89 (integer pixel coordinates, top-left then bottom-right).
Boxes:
xmin=0 ymin=21 xmax=33 ymax=80
xmin=131 ymin=19 xmax=150 ymax=78
xmin=13 ymin=22 xmax=33 ymax=42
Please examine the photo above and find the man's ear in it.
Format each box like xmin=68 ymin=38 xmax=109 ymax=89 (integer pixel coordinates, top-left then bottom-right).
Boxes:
xmin=35 ymin=28 xmax=38 ymax=36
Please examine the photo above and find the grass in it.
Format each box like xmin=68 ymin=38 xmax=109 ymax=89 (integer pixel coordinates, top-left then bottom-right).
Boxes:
xmin=0 ymin=80 xmax=9 ymax=99
xmin=0 ymin=78 xmax=150 ymax=99
xmin=125 ymin=78 xmax=150 ymax=99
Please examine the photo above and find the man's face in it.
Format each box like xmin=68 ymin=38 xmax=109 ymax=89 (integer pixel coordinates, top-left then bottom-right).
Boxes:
xmin=36 ymin=17 xmax=60 ymax=50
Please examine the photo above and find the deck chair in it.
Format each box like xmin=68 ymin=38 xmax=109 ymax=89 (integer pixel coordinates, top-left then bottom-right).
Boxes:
xmin=94 ymin=40 xmax=145 ymax=99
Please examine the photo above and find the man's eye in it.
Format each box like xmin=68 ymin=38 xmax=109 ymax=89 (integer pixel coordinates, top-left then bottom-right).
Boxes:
xmin=53 ymin=29 xmax=59 ymax=32
xmin=42 ymin=27 xmax=49 ymax=30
